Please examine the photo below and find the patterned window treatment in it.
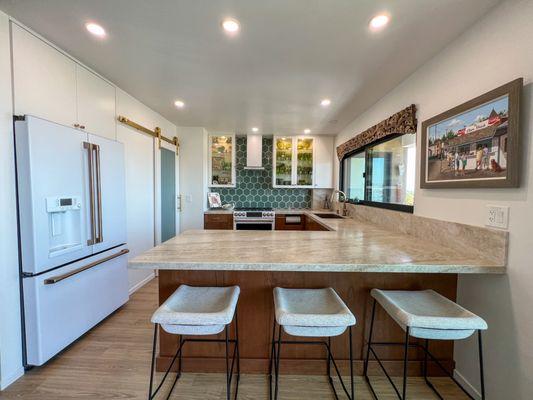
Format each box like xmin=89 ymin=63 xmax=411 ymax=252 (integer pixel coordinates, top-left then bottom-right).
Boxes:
xmin=336 ymin=104 xmax=417 ymax=160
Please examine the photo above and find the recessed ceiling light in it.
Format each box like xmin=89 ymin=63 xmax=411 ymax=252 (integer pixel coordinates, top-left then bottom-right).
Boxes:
xmin=174 ymin=100 xmax=185 ymax=108
xmin=369 ymin=14 xmax=390 ymax=30
xmin=252 ymin=127 xmax=259 ymax=132
xmin=304 ymin=129 xmax=311 ymax=134
xmin=222 ymin=18 xmax=240 ymax=34
xmin=320 ymin=98 xmax=331 ymax=107
xmin=85 ymin=22 xmax=106 ymax=38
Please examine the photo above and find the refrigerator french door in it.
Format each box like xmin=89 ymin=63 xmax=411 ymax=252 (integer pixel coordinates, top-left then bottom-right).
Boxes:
xmin=15 ymin=115 xmax=129 ymax=366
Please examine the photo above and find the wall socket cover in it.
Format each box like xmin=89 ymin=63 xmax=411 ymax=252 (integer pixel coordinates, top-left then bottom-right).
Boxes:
xmin=486 ymin=205 xmax=509 ymax=229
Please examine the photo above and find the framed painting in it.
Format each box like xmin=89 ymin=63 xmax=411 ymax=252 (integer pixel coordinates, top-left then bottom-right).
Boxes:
xmin=420 ymin=78 xmax=522 ymax=188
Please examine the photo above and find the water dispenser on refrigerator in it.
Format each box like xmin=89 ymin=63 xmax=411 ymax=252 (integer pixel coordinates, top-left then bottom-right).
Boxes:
xmin=45 ymin=196 xmax=83 ymax=258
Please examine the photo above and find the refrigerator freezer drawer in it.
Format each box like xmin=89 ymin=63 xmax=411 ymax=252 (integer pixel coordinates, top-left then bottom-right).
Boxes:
xmin=23 ymin=246 xmax=129 ymax=366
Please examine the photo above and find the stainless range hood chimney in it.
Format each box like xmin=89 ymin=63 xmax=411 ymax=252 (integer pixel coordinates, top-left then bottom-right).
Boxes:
xmin=245 ymin=135 xmax=264 ymax=170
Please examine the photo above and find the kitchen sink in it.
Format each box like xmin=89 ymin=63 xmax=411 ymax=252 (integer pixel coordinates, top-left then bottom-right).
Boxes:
xmin=313 ymin=213 xmax=345 ymax=219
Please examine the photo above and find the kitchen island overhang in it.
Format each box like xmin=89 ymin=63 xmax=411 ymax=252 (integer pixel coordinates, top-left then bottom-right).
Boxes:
xmin=129 ymin=212 xmax=507 ymax=376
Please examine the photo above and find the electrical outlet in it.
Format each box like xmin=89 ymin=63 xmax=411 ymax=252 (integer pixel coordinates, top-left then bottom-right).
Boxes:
xmin=486 ymin=205 xmax=509 ymax=229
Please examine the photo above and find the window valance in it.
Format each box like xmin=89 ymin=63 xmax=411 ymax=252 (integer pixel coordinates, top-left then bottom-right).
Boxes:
xmin=336 ymin=104 xmax=417 ymax=160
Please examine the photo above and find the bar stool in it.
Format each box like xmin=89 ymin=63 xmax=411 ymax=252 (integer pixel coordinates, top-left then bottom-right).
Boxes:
xmin=364 ymin=289 xmax=487 ymax=400
xmin=147 ymin=285 xmax=240 ymax=400
xmin=270 ymin=287 xmax=356 ymax=400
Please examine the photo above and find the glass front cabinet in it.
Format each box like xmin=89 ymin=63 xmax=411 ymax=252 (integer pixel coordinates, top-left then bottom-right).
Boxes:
xmin=208 ymin=134 xmax=236 ymax=187
xmin=273 ymin=136 xmax=314 ymax=188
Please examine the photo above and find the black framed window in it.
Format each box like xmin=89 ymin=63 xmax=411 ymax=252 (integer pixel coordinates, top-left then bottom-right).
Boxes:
xmin=340 ymin=134 xmax=415 ymax=213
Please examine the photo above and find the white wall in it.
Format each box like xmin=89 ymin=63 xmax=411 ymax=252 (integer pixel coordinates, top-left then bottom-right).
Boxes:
xmin=0 ymin=11 xmax=24 ymax=390
xmin=177 ymin=126 xmax=207 ymax=231
xmin=334 ymin=0 xmax=533 ymax=398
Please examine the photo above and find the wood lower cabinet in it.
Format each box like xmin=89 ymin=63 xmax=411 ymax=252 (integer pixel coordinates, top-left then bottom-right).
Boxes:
xmin=204 ymin=213 xmax=233 ymax=229
xmin=305 ymin=215 xmax=329 ymax=231
xmin=275 ymin=214 xmax=330 ymax=231
xmin=275 ymin=214 xmax=305 ymax=230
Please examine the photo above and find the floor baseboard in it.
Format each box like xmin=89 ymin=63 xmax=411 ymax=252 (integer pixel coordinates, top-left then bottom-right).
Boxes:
xmin=0 ymin=367 xmax=24 ymax=391
xmin=454 ymin=369 xmax=481 ymax=400
xmin=128 ymin=272 xmax=155 ymax=295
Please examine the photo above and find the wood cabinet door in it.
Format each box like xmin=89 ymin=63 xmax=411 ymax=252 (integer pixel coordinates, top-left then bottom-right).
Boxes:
xmin=204 ymin=214 xmax=233 ymax=229
xmin=12 ymin=24 xmax=77 ymax=127
xmin=76 ymin=65 xmax=116 ymax=140
xmin=305 ymin=216 xmax=329 ymax=231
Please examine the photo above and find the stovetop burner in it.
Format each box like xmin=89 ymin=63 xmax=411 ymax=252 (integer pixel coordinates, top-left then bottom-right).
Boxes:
xmin=234 ymin=207 xmax=273 ymax=211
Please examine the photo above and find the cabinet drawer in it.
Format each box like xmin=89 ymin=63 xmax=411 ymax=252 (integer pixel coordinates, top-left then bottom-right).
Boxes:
xmin=204 ymin=214 xmax=233 ymax=229
xmin=275 ymin=214 xmax=305 ymax=230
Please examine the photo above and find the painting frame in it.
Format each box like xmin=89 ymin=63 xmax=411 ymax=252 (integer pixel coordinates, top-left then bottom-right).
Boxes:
xmin=420 ymin=78 xmax=522 ymax=189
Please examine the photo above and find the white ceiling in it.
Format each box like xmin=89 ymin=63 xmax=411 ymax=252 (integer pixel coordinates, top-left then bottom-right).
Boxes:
xmin=0 ymin=0 xmax=501 ymax=135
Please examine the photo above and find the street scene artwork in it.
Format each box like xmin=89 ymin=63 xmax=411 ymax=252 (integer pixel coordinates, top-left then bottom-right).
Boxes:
xmin=426 ymin=95 xmax=509 ymax=183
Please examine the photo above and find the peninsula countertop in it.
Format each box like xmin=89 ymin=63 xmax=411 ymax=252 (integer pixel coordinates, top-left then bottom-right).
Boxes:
xmin=129 ymin=210 xmax=506 ymax=274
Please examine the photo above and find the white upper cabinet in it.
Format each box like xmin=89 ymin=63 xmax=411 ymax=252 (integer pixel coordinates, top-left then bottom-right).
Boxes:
xmin=76 ymin=65 xmax=116 ymax=140
xmin=314 ymin=135 xmax=334 ymax=188
xmin=12 ymin=24 xmax=77 ymax=127
xmin=273 ymin=136 xmax=315 ymax=188
xmin=208 ymin=134 xmax=236 ymax=187
xmin=272 ymin=135 xmax=333 ymax=189
xmin=11 ymin=23 xmax=116 ymax=139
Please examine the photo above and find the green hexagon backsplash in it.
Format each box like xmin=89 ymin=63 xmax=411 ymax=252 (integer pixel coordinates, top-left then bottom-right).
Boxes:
xmin=215 ymin=136 xmax=311 ymax=208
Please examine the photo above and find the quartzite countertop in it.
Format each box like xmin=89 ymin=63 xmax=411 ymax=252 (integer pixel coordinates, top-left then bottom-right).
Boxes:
xmin=129 ymin=211 xmax=506 ymax=274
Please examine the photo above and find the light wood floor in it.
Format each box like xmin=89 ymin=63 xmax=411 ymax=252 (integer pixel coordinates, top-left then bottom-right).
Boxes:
xmin=0 ymin=279 xmax=469 ymax=399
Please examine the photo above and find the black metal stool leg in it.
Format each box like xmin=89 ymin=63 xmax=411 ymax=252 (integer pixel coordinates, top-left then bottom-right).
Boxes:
xmin=273 ymin=324 xmax=282 ymax=400
xmin=147 ymin=324 xmax=158 ymax=400
xmin=478 ymin=330 xmax=486 ymax=400
xmin=402 ymin=328 xmax=410 ymax=400
xmin=269 ymin=319 xmax=277 ymax=400
xmin=364 ymin=300 xmax=376 ymax=379
xmin=225 ymin=325 xmax=231 ymax=400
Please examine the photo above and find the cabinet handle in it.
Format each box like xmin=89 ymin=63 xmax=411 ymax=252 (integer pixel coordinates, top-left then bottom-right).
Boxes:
xmin=80 ymin=125 xmax=86 ymax=130
xmin=74 ymin=123 xmax=80 ymax=128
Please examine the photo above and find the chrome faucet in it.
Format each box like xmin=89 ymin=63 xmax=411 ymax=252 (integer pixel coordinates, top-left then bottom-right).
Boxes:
xmin=330 ymin=190 xmax=348 ymax=216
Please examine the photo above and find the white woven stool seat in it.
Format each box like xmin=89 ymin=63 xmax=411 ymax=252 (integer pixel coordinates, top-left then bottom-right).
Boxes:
xmin=152 ymin=285 xmax=240 ymax=335
xmin=371 ymin=289 xmax=487 ymax=340
xmin=274 ymin=287 xmax=356 ymax=337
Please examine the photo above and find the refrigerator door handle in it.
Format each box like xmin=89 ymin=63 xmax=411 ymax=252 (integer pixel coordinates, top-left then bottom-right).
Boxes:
xmin=44 ymin=249 xmax=129 ymax=285
xmin=94 ymin=144 xmax=103 ymax=244
xmin=84 ymin=142 xmax=97 ymax=245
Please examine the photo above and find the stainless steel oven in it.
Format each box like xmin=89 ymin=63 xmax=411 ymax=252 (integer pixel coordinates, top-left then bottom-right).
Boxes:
xmin=233 ymin=209 xmax=275 ymax=230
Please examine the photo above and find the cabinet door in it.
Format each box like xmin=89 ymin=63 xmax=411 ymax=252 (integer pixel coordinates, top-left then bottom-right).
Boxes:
xmin=77 ymin=65 xmax=116 ymax=140
xmin=204 ymin=214 xmax=233 ymax=229
xmin=274 ymin=137 xmax=293 ymax=187
xmin=12 ymin=24 xmax=77 ymax=127
xmin=208 ymin=135 xmax=235 ymax=187
xmin=296 ymin=137 xmax=314 ymax=187
xmin=88 ymin=134 xmax=127 ymax=253
xmin=314 ymin=136 xmax=334 ymax=188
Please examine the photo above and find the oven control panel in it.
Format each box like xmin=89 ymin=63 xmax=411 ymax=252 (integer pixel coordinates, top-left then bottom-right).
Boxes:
xmin=233 ymin=211 xmax=275 ymax=220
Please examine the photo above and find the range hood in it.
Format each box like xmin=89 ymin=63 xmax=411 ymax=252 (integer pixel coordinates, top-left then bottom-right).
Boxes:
xmin=244 ymin=135 xmax=264 ymax=170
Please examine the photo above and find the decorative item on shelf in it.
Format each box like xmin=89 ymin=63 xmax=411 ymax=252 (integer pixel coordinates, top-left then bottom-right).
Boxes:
xmin=420 ymin=78 xmax=522 ymax=188
xmin=207 ymin=192 xmax=222 ymax=208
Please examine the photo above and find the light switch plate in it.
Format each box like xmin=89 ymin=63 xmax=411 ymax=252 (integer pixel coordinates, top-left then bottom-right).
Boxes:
xmin=486 ymin=205 xmax=509 ymax=229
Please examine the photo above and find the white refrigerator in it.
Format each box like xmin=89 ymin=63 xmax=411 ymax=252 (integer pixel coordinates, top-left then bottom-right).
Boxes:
xmin=15 ymin=115 xmax=129 ymax=366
